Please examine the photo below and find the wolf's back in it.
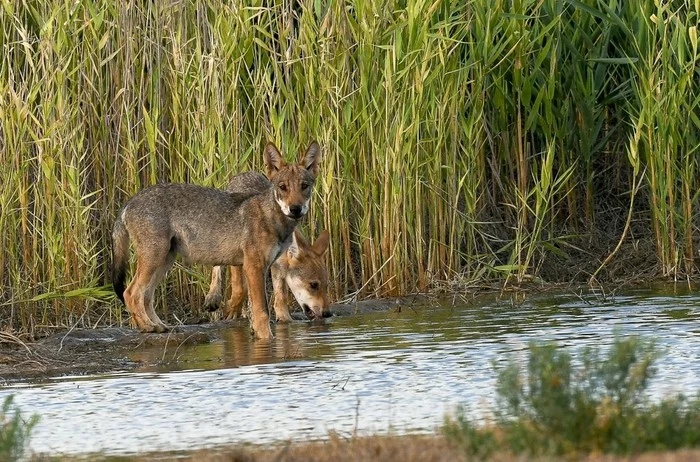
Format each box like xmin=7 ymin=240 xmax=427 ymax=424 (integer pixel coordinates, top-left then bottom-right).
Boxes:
xmin=226 ymin=171 xmax=271 ymax=195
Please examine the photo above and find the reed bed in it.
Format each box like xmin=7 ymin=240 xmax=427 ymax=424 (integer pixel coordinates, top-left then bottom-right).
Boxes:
xmin=0 ymin=0 xmax=698 ymax=333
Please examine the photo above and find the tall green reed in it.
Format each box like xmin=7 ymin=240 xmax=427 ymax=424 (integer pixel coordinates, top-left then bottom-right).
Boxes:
xmin=0 ymin=0 xmax=698 ymax=332
xmin=624 ymin=0 xmax=699 ymax=278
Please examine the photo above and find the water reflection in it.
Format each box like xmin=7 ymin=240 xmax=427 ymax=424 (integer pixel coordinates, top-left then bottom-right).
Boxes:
xmin=2 ymin=290 xmax=699 ymax=456
xmin=130 ymin=321 xmax=336 ymax=373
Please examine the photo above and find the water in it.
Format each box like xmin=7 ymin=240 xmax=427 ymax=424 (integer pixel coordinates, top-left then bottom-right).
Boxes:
xmin=3 ymin=289 xmax=700 ymax=456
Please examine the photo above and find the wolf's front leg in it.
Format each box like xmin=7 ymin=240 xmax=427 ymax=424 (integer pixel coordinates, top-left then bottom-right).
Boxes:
xmin=224 ymin=266 xmax=248 ymax=320
xmin=243 ymin=257 xmax=273 ymax=340
xmin=271 ymin=264 xmax=292 ymax=322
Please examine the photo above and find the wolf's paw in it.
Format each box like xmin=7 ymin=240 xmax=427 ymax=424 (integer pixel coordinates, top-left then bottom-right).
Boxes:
xmin=253 ymin=325 xmax=274 ymax=341
xmin=140 ymin=322 xmax=168 ymax=334
xmin=223 ymin=302 xmax=245 ymax=320
xmin=275 ymin=311 xmax=293 ymax=323
xmin=203 ymin=293 xmax=223 ymax=312
xmin=153 ymin=323 xmax=170 ymax=334
xmin=139 ymin=325 xmax=157 ymax=333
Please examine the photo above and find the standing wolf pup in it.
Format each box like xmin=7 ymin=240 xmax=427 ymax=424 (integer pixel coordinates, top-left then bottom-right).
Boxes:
xmin=203 ymin=171 xmax=331 ymax=322
xmin=112 ymin=141 xmax=322 ymax=340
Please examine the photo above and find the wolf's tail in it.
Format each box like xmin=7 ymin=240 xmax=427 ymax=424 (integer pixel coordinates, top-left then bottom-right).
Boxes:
xmin=112 ymin=211 xmax=130 ymax=304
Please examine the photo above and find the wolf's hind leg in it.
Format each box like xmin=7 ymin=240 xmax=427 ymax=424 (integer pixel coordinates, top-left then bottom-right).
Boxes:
xmin=204 ymin=266 xmax=224 ymax=311
xmin=124 ymin=255 xmax=169 ymax=333
xmin=123 ymin=271 xmax=156 ymax=333
xmin=123 ymin=236 xmax=174 ymax=334
xmin=142 ymin=251 xmax=175 ymax=333
xmin=223 ymin=266 xmax=248 ymax=320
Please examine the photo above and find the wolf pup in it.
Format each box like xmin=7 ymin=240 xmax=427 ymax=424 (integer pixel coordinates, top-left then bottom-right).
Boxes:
xmin=203 ymin=173 xmax=331 ymax=322
xmin=112 ymin=142 xmax=321 ymax=339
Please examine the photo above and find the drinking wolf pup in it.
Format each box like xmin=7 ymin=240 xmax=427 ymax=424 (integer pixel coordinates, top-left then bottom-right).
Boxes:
xmin=112 ymin=142 xmax=321 ymax=339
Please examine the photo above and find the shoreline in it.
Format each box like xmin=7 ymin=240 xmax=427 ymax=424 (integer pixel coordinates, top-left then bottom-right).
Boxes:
xmin=2 ymin=282 xmax=698 ymax=383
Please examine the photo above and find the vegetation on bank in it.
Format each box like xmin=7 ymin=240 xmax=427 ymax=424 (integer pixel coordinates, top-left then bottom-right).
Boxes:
xmin=0 ymin=396 xmax=38 ymax=461
xmin=0 ymin=0 xmax=699 ymax=332
xmin=444 ymin=336 xmax=700 ymax=459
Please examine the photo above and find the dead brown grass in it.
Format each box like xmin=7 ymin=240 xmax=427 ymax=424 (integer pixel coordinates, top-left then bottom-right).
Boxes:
xmin=169 ymin=434 xmax=465 ymax=462
xmin=586 ymin=451 xmax=700 ymax=462
xmin=144 ymin=435 xmax=700 ymax=462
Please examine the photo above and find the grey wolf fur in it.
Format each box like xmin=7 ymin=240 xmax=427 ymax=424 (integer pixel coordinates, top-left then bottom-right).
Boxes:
xmin=112 ymin=142 xmax=321 ymax=339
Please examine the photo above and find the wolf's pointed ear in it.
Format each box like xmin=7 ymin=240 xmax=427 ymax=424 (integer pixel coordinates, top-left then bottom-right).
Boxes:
xmin=264 ymin=142 xmax=285 ymax=179
xmin=288 ymin=228 xmax=309 ymax=261
xmin=301 ymin=141 xmax=321 ymax=177
xmin=311 ymin=230 xmax=330 ymax=256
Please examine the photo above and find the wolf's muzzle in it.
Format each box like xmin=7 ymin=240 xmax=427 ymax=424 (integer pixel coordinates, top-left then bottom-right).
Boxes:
xmin=303 ymin=304 xmax=317 ymax=319
xmin=289 ymin=205 xmax=304 ymax=218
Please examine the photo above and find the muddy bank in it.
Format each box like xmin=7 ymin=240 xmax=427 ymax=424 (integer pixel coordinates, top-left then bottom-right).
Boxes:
xmin=0 ymin=282 xmax=681 ymax=383
xmin=0 ymin=296 xmax=431 ymax=383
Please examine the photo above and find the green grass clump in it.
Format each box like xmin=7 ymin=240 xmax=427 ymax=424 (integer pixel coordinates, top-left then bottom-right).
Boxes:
xmin=445 ymin=336 xmax=700 ymax=459
xmin=0 ymin=395 xmax=39 ymax=461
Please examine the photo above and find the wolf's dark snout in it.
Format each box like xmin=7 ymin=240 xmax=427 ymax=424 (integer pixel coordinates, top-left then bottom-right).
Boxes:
xmin=322 ymin=310 xmax=332 ymax=318
xmin=289 ymin=205 xmax=303 ymax=218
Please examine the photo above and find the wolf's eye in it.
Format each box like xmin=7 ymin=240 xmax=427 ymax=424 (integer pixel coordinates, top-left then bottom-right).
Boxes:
xmin=301 ymin=182 xmax=309 ymax=190
xmin=279 ymin=183 xmax=287 ymax=191
xmin=310 ymin=281 xmax=319 ymax=290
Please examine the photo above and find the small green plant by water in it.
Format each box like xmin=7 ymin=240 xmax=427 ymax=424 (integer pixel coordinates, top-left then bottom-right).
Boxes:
xmin=0 ymin=395 xmax=39 ymax=461
xmin=444 ymin=336 xmax=700 ymax=458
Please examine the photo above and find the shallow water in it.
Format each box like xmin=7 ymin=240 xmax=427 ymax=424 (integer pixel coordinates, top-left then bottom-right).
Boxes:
xmin=4 ymin=288 xmax=700 ymax=456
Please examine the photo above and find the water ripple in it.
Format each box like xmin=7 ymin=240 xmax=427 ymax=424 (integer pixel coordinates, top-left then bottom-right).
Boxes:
xmin=2 ymin=290 xmax=700 ymax=456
